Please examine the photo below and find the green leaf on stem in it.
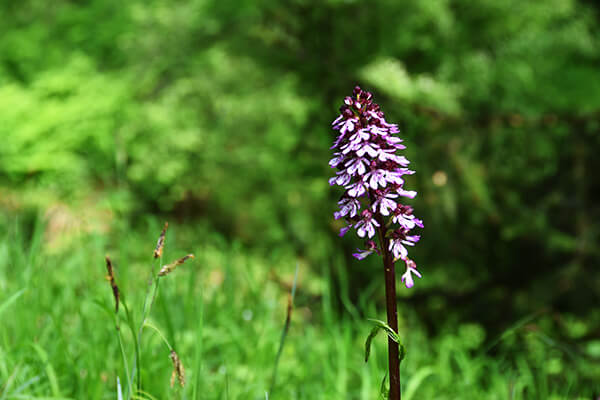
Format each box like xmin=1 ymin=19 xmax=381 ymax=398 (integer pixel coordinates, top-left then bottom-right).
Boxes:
xmin=380 ymin=373 xmax=389 ymax=399
xmin=365 ymin=319 xmax=407 ymax=363
xmin=368 ymin=319 xmax=401 ymax=343
xmin=399 ymin=343 xmax=406 ymax=362
xmin=365 ymin=325 xmax=381 ymax=362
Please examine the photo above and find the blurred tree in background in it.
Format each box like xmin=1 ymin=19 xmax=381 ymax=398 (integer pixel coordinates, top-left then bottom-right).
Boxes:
xmin=1 ymin=0 xmax=599 ymax=338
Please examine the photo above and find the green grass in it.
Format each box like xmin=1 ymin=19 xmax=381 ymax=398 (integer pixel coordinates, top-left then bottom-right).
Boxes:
xmin=0 ymin=217 xmax=597 ymax=399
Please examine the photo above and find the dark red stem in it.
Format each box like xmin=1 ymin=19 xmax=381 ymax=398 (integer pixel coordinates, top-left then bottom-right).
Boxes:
xmin=376 ymin=217 xmax=401 ymax=400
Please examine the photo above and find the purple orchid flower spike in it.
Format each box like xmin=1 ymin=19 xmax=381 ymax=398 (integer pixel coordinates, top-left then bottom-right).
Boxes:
xmin=328 ymin=85 xmax=424 ymax=400
xmin=328 ymin=85 xmax=423 ymax=287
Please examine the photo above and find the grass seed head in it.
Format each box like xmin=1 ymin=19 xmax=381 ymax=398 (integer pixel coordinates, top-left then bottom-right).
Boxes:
xmin=104 ymin=255 xmax=119 ymax=313
xmin=169 ymin=350 xmax=185 ymax=387
xmin=159 ymin=254 xmax=195 ymax=277
xmin=153 ymin=222 xmax=168 ymax=258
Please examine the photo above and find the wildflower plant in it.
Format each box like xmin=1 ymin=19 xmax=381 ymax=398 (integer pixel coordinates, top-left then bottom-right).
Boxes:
xmin=329 ymin=86 xmax=423 ymax=399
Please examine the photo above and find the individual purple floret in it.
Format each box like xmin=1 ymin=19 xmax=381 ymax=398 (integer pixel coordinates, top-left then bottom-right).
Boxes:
xmin=329 ymin=86 xmax=423 ymax=288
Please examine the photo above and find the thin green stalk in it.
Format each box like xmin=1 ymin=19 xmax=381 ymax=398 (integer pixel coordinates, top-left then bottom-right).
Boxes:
xmin=121 ymin=299 xmax=139 ymax=400
xmin=192 ymin=288 xmax=204 ymax=400
xmin=115 ymin=314 xmax=132 ymax=398
xmin=268 ymin=262 xmax=299 ymax=397
xmin=131 ymin=256 xmax=162 ymax=394
xmin=143 ymin=321 xmax=173 ymax=351
xmin=158 ymin=281 xmax=176 ymax=347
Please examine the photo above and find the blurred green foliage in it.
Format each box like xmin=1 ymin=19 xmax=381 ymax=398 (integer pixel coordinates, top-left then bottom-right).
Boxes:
xmin=1 ymin=0 xmax=600 ymax=361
